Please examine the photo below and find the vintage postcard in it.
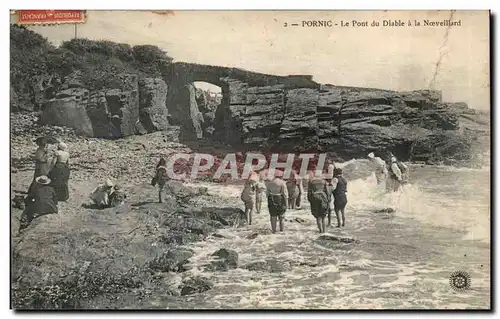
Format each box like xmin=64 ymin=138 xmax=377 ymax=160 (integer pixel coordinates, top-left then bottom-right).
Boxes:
xmin=10 ymin=10 xmax=490 ymax=310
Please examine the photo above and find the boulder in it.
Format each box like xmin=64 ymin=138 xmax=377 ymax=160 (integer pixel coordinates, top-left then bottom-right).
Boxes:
xmin=373 ymin=208 xmax=396 ymax=214
xmin=317 ymin=234 xmax=358 ymax=244
xmin=206 ymin=248 xmax=238 ymax=271
xmin=138 ymin=78 xmax=169 ymax=133
xmin=39 ymin=88 xmax=94 ymax=136
xmin=179 ymin=276 xmax=214 ymax=296
xmin=147 ymin=248 xmax=194 ymax=273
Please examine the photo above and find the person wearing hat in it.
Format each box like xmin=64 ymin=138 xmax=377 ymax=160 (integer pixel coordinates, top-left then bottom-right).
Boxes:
xmin=27 ymin=139 xmax=55 ymax=195
xmin=89 ymin=179 xmax=115 ymax=208
xmin=368 ymin=152 xmax=388 ymax=185
xmin=266 ymin=169 xmax=289 ymax=233
xmin=19 ymin=175 xmax=58 ymax=232
xmin=47 ymin=142 xmax=71 ymax=201
xmin=330 ymin=168 xmax=348 ymax=228
xmin=307 ymin=170 xmax=330 ymax=233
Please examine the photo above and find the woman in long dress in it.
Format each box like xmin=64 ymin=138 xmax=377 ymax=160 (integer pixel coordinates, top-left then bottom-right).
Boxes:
xmin=48 ymin=142 xmax=71 ymax=201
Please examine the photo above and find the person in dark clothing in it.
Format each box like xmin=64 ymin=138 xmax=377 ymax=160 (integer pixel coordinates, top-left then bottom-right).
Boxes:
xmin=28 ymin=140 xmax=54 ymax=195
xmin=47 ymin=142 xmax=70 ymax=201
xmin=307 ymin=171 xmax=330 ymax=233
xmin=266 ymin=171 xmax=289 ymax=233
xmin=151 ymin=158 xmax=169 ymax=203
xmin=19 ymin=175 xmax=58 ymax=232
xmin=331 ymin=168 xmax=348 ymax=227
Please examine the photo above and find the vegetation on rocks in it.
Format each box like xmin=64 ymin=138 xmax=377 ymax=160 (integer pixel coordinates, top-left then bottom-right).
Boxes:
xmin=10 ymin=24 xmax=173 ymax=110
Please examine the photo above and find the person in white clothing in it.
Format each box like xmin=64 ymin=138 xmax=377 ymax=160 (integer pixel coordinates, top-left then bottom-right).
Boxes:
xmin=368 ymin=152 xmax=388 ymax=185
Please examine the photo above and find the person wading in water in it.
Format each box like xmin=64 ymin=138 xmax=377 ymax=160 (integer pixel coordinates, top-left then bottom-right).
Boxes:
xmin=386 ymin=154 xmax=405 ymax=192
xmin=331 ymin=168 xmax=348 ymax=227
xmin=368 ymin=152 xmax=387 ymax=185
xmin=307 ymin=171 xmax=330 ymax=233
xmin=266 ymin=169 xmax=288 ymax=233
xmin=241 ymin=173 xmax=258 ymax=225
xmin=255 ymin=171 xmax=267 ymax=214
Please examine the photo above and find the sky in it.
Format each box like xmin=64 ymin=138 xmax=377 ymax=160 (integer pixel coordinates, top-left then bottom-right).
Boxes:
xmin=12 ymin=10 xmax=490 ymax=110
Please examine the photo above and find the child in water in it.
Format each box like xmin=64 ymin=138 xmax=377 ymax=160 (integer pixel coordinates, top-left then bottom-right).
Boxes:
xmin=241 ymin=177 xmax=258 ymax=225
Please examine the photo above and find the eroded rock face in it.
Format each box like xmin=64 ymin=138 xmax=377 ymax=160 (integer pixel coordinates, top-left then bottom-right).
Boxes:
xmin=138 ymin=78 xmax=169 ymax=133
xmin=40 ymin=74 xmax=140 ymax=138
xmin=167 ymin=83 xmax=204 ymax=140
xmin=39 ymin=88 xmax=94 ymax=137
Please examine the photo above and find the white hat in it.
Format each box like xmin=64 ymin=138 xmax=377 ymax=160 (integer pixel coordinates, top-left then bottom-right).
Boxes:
xmin=35 ymin=175 xmax=51 ymax=185
xmin=368 ymin=152 xmax=375 ymax=159
xmin=105 ymin=179 xmax=114 ymax=187
xmin=58 ymin=142 xmax=68 ymax=151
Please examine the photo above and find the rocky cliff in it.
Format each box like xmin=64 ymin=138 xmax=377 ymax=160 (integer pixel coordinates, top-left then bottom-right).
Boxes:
xmin=10 ymin=25 xmax=489 ymax=164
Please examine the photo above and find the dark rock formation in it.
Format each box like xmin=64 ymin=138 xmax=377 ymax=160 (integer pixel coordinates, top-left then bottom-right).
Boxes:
xmin=206 ymin=248 xmax=238 ymax=271
xmin=138 ymin=78 xmax=169 ymax=133
xmin=13 ymin=55 xmax=488 ymax=164
xmin=167 ymin=83 xmax=204 ymax=140
xmin=40 ymin=74 xmax=140 ymax=138
xmin=179 ymin=276 xmax=214 ymax=296
xmin=147 ymin=248 xmax=194 ymax=273
xmin=157 ymin=62 xmax=484 ymax=163
xmin=373 ymin=208 xmax=396 ymax=214
xmin=317 ymin=234 xmax=359 ymax=244
xmin=39 ymin=88 xmax=94 ymax=136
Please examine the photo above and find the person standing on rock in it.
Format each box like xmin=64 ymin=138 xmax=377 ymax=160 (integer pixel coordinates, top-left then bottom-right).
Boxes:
xmin=266 ymin=170 xmax=288 ymax=233
xmin=19 ymin=175 xmax=58 ymax=232
xmin=368 ymin=152 xmax=388 ymax=185
xmin=151 ymin=158 xmax=169 ymax=203
xmin=307 ymin=171 xmax=330 ymax=233
xmin=330 ymin=168 xmax=348 ymax=228
xmin=47 ymin=142 xmax=71 ymax=202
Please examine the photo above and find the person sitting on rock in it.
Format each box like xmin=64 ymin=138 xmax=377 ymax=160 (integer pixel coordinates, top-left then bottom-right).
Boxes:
xmin=19 ymin=175 xmax=58 ymax=232
xmin=89 ymin=179 xmax=115 ymax=209
xmin=241 ymin=177 xmax=258 ymax=225
xmin=151 ymin=158 xmax=169 ymax=203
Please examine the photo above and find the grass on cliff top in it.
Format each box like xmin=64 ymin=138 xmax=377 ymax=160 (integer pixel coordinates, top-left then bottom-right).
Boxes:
xmin=10 ymin=24 xmax=173 ymax=93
